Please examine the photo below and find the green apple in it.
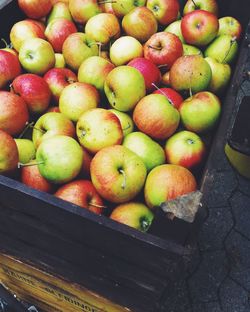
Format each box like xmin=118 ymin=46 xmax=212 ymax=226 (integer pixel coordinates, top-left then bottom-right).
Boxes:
xmin=183 ymin=44 xmax=203 ymax=56
xmin=183 ymin=0 xmax=218 ymax=16
xmin=47 ymin=2 xmax=72 ymax=24
xmin=62 ymin=32 xmax=99 ymax=71
xmin=109 ymin=109 xmax=134 ymax=137
xmin=55 ymin=53 xmax=66 ymax=68
xmin=110 ymin=36 xmax=143 ymax=66
xmin=104 ymin=66 xmax=146 ymax=112
xmin=36 ymin=135 xmax=83 ymax=184
xmin=123 ymin=131 xmax=166 ymax=172
xmin=32 ymin=112 xmax=75 ymax=149
xmin=69 ymin=0 xmax=102 ymax=24
xmin=0 ymin=130 xmax=19 ymax=174
xmin=205 ymin=57 xmax=231 ymax=94
xmin=78 ymin=56 xmax=115 ymax=93
xmin=19 ymin=38 xmax=55 ymax=75
xmin=204 ymin=35 xmax=238 ymax=64
xmin=14 ymin=139 xmax=36 ymax=164
xmin=90 ymin=145 xmax=147 ymax=203
xmin=112 ymin=0 xmax=146 ymax=18
xmin=165 ymin=20 xmax=185 ymax=43
xmin=110 ymin=202 xmax=154 ymax=232
xmin=218 ymin=17 xmax=242 ymax=40
xmin=179 ymin=91 xmax=221 ymax=133
xmin=59 ymin=82 xmax=100 ymax=122
xmin=76 ymin=108 xmax=123 ymax=154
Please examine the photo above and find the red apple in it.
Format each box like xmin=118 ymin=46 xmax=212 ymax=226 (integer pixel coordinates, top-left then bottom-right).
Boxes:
xmin=147 ymin=0 xmax=179 ymax=26
xmin=11 ymin=74 xmax=51 ymax=114
xmin=18 ymin=0 xmax=52 ymax=19
xmin=21 ymin=162 xmax=54 ymax=193
xmin=0 ymin=91 xmax=29 ymax=136
xmin=144 ymin=32 xmax=183 ymax=70
xmin=10 ymin=19 xmax=46 ymax=52
xmin=144 ymin=164 xmax=197 ymax=208
xmin=165 ymin=130 xmax=206 ymax=169
xmin=55 ymin=179 xmax=104 ymax=214
xmin=152 ymin=88 xmax=183 ymax=110
xmin=0 ymin=130 xmax=19 ymax=174
xmin=181 ymin=10 xmax=219 ymax=46
xmin=128 ymin=57 xmax=161 ymax=93
xmin=133 ymin=94 xmax=180 ymax=140
xmin=45 ymin=18 xmax=77 ymax=53
xmin=44 ymin=68 xmax=77 ymax=104
xmin=0 ymin=50 xmax=21 ymax=89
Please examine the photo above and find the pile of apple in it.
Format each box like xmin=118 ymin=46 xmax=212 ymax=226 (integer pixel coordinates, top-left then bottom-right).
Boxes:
xmin=0 ymin=0 xmax=242 ymax=232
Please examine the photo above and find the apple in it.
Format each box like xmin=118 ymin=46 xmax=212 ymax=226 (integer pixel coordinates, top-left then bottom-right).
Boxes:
xmin=181 ymin=10 xmax=219 ymax=46
xmin=144 ymin=32 xmax=183 ymax=70
xmin=69 ymin=0 xmax=102 ymax=24
xmin=55 ymin=179 xmax=104 ymax=214
xmin=44 ymin=68 xmax=77 ymax=104
xmin=144 ymin=164 xmax=197 ymax=208
xmin=123 ymin=131 xmax=166 ymax=172
xmin=218 ymin=17 xmax=242 ymax=40
xmin=0 ymin=50 xmax=21 ymax=89
xmin=85 ymin=13 xmax=120 ymax=45
xmin=47 ymin=2 xmax=73 ymax=24
xmin=80 ymin=147 xmax=93 ymax=177
xmin=110 ymin=36 xmax=143 ymax=66
xmin=165 ymin=20 xmax=185 ymax=43
xmin=205 ymin=57 xmax=231 ymax=94
xmin=10 ymin=19 xmax=46 ymax=52
xmin=46 ymin=106 xmax=60 ymax=113
xmin=45 ymin=18 xmax=77 ymax=53
xmin=14 ymin=139 xmax=36 ymax=164
xmin=0 ymin=130 xmax=19 ymax=174
xmin=161 ymin=71 xmax=170 ymax=86
xmin=0 ymin=91 xmax=29 ymax=136
xmin=11 ymin=74 xmax=52 ymax=114
xmin=183 ymin=43 xmax=203 ymax=56
xmin=36 ymin=135 xmax=83 ymax=184
xmin=21 ymin=161 xmax=54 ymax=193
xmin=122 ymin=7 xmax=158 ymax=43
xmin=54 ymin=53 xmax=66 ymax=68
xmin=152 ymin=87 xmax=183 ymax=110
xmin=99 ymin=2 xmax=115 ymax=14
xmin=112 ymin=0 xmax=146 ymax=18
xmin=59 ymin=82 xmax=100 ymax=122
xmin=104 ymin=66 xmax=146 ymax=112
xmin=78 ymin=56 xmax=115 ymax=93
xmin=165 ymin=130 xmax=206 ymax=169
xmin=133 ymin=94 xmax=180 ymax=140
xmin=147 ymin=0 xmax=180 ymax=26
xmin=204 ymin=35 xmax=238 ymax=64
xmin=90 ymin=145 xmax=147 ymax=203
xmin=62 ymin=32 xmax=99 ymax=71
xmin=179 ymin=91 xmax=221 ymax=133
xmin=32 ymin=112 xmax=76 ymax=149
xmin=169 ymin=55 xmax=212 ymax=94
xmin=18 ymin=0 xmax=52 ymax=19
xmin=76 ymin=108 xmax=123 ymax=154
xmin=110 ymin=202 xmax=154 ymax=232
xmin=128 ymin=57 xmax=161 ymax=93
xmin=183 ymin=0 xmax=218 ymax=16
xmin=109 ymin=109 xmax=134 ymax=137
xmin=19 ymin=38 xmax=55 ymax=75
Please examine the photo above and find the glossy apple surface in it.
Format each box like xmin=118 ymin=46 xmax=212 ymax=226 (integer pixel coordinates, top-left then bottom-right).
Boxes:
xmin=0 ymin=130 xmax=19 ymax=174
xmin=218 ymin=16 xmax=242 ymax=40
xmin=18 ymin=0 xmax=52 ymax=19
xmin=0 ymin=50 xmax=21 ymax=89
xmin=14 ymin=139 xmax=36 ymax=164
xmin=152 ymin=87 xmax=183 ymax=110
xmin=147 ymin=0 xmax=180 ymax=26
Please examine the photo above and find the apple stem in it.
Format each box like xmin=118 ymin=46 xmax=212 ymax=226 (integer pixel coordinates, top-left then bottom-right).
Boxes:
xmin=89 ymin=202 xmax=107 ymax=209
xmin=222 ymin=37 xmax=237 ymax=64
xmin=18 ymin=121 xmax=34 ymax=139
xmin=18 ymin=161 xmax=44 ymax=169
xmin=67 ymin=77 xmax=76 ymax=84
xmin=118 ymin=168 xmax=126 ymax=190
xmin=148 ymin=45 xmax=162 ymax=51
xmin=189 ymin=87 xmax=193 ymax=98
xmin=1 ymin=38 xmax=10 ymax=48
xmin=191 ymin=0 xmax=198 ymax=9
xmin=122 ymin=124 xmax=131 ymax=132
xmin=158 ymin=64 xmax=168 ymax=69
xmin=98 ymin=0 xmax=117 ymax=4
xmin=151 ymin=82 xmax=160 ymax=91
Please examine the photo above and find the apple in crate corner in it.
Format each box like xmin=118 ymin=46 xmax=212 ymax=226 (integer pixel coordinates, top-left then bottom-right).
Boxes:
xmin=0 ymin=130 xmax=19 ymax=174
xmin=44 ymin=68 xmax=77 ymax=104
xmin=90 ymin=145 xmax=147 ymax=203
xmin=11 ymin=74 xmax=52 ymax=114
xmin=218 ymin=17 xmax=242 ymax=40
xmin=18 ymin=0 xmax=52 ymax=19
xmin=165 ymin=130 xmax=206 ymax=169
xmin=144 ymin=164 xmax=197 ymax=209
xmin=0 ymin=91 xmax=29 ymax=137
xmin=19 ymin=38 xmax=55 ymax=75
xmin=55 ymin=180 xmax=105 ymax=215
xmin=110 ymin=202 xmax=154 ymax=232
xmin=183 ymin=0 xmax=218 ymax=16
xmin=36 ymin=135 xmax=83 ymax=184
xmin=0 ymin=50 xmax=21 ymax=89
xmin=111 ymin=0 xmax=146 ymax=18
xmin=146 ymin=0 xmax=180 ymax=26
xmin=14 ymin=139 xmax=36 ymax=165
xmin=181 ymin=10 xmax=219 ymax=47
xmin=68 ymin=0 xmax=102 ymax=24
xmin=76 ymin=108 xmax=123 ymax=154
